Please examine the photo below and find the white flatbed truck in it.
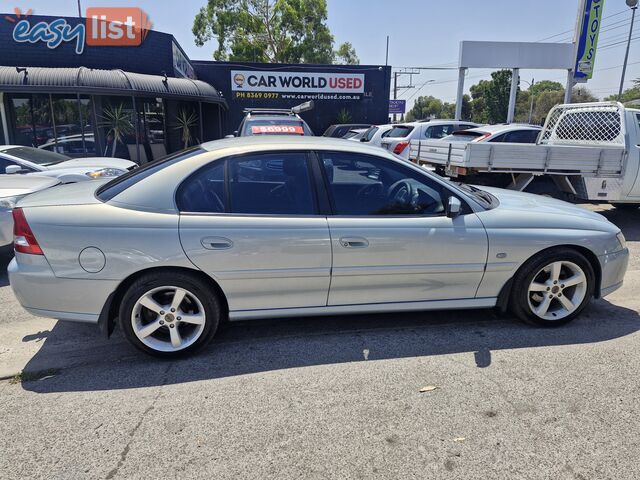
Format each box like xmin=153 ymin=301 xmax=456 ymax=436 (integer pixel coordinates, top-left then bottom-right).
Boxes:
xmin=410 ymin=102 xmax=640 ymax=206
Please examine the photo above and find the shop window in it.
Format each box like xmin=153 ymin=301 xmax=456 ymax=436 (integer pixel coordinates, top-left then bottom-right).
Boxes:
xmin=166 ymin=100 xmax=201 ymax=154
xmin=94 ymin=96 xmax=136 ymax=160
xmin=137 ymin=98 xmax=167 ymax=162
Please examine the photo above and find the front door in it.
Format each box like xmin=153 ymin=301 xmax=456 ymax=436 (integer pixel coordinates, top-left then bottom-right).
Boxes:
xmin=319 ymin=151 xmax=488 ymax=306
xmin=178 ymin=152 xmax=332 ymax=312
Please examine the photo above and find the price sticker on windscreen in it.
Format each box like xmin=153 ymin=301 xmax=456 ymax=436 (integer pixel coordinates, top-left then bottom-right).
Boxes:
xmin=251 ymin=125 xmax=305 ymax=135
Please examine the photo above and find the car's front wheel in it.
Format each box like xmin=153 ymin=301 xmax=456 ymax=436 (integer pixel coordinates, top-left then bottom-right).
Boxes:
xmin=510 ymin=249 xmax=595 ymax=327
xmin=120 ymin=272 xmax=220 ymax=357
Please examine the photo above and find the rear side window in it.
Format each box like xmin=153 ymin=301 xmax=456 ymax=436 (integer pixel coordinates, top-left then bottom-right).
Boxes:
xmin=176 ymin=161 xmax=226 ymax=213
xmin=97 ymin=147 xmax=205 ymax=202
xmin=386 ymin=126 xmax=414 ymax=138
xmin=229 ymin=153 xmax=315 ymax=215
xmin=177 ymin=152 xmax=317 ymax=215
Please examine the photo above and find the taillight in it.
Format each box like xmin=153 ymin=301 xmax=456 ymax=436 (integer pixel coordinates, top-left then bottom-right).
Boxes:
xmin=393 ymin=141 xmax=409 ymax=154
xmin=13 ymin=208 xmax=43 ymax=255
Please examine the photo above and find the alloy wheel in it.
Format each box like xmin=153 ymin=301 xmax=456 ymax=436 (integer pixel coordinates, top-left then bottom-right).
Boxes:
xmin=527 ymin=261 xmax=588 ymax=321
xmin=131 ymin=286 xmax=207 ymax=352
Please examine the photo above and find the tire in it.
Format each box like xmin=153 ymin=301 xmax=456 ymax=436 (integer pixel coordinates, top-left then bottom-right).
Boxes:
xmin=119 ymin=271 xmax=221 ymax=358
xmin=509 ymin=248 xmax=595 ymax=327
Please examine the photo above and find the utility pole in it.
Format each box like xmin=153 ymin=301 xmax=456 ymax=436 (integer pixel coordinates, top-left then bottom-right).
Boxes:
xmin=391 ymin=69 xmax=418 ymax=122
xmin=77 ymin=0 xmax=82 ymax=17
xmin=385 ymin=36 xmax=389 ymax=66
xmin=619 ymin=0 xmax=638 ymax=100
xmin=393 ymin=72 xmax=398 ymax=122
xmin=528 ymin=79 xmax=535 ymax=124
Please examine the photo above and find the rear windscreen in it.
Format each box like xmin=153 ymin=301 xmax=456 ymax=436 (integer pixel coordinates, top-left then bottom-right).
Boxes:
xmin=442 ymin=131 xmax=486 ymax=142
xmin=386 ymin=126 xmax=414 ymax=138
xmin=243 ymin=119 xmax=308 ymax=136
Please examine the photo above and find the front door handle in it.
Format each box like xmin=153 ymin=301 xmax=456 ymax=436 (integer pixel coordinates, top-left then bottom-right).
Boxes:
xmin=201 ymin=236 xmax=233 ymax=250
xmin=339 ymin=236 xmax=369 ymax=248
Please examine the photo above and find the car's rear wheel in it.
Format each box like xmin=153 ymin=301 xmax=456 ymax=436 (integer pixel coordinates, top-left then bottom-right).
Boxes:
xmin=510 ymin=249 xmax=595 ymax=327
xmin=120 ymin=272 xmax=220 ymax=358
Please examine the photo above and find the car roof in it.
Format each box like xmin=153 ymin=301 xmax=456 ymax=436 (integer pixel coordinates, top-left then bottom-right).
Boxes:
xmin=200 ymin=135 xmax=389 ymax=154
xmin=244 ymin=115 xmax=305 ymax=122
xmin=106 ymin=136 xmax=485 ymax=214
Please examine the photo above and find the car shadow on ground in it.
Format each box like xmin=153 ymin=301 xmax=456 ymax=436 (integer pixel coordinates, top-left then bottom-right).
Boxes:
xmin=18 ymin=297 xmax=640 ymax=394
xmin=589 ymin=204 xmax=640 ymax=241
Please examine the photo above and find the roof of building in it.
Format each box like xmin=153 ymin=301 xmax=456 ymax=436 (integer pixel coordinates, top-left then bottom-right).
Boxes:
xmin=0 ymin=66 xmax=226 ymax=106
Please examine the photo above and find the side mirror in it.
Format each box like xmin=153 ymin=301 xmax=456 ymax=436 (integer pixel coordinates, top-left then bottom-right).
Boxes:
xmin=5 ymin=165 xmax=22 ymax=175
xmin=360 ymin=137 xmax=367 ymax=142
xmin=446 ymin=196 xmax=462 ymax=218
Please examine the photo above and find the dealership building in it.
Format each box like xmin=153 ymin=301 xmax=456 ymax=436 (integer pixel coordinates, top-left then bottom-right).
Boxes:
xmin=0 ymin=13 xmax=391 ymax=163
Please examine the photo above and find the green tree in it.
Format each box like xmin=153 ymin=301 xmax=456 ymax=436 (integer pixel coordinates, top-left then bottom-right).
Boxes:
xmin=335 ymin=42 xmax=359 ymax=65
xmin=405 ymin=95 xmax=444 ymax=121
xmin=604 ymin=85 xmax=640 ymax=104
xmin=528 ymin=80 xmax=564 ymax=97
xmin=469 ymin=71 xmax=516 ymax=124
xmin=193 ymin=0 xmax=356 ymax=64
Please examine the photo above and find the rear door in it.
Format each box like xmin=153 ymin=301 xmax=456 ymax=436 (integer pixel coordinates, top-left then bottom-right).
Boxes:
xmin=319 ymin=151 xmax=488 ymax=306
xmin=178 ymin=152 xmax=332 ymax=313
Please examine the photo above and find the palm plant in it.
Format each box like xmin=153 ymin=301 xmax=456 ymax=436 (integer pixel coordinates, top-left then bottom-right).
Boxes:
xmin=173 ymin=109 xmax=199 ymax=149
xmin=336 ymin=108 xmax=352 ymax=124
xmin=100 ymin=103 xmax=134 ymax=157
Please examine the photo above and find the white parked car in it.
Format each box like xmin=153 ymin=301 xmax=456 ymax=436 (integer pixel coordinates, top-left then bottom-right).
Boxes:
xmin=381 ymin=120 xmax=480 ymax=159
xmin=0 ymin=174 xmax=61 ymax=247
xmin=0 ymin=145 xmax=136 ymax=183
xmin=355 ymin=124 xmax=394 ymax=147
xmin=442 ymin=124 xmax=542 ymax=144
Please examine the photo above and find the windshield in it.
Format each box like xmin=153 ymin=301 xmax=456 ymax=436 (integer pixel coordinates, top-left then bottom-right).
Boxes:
xmin=3 ymin=146 xmax=70 ymax=166
xmin=386 ymin=126 xmax=414 ymax=138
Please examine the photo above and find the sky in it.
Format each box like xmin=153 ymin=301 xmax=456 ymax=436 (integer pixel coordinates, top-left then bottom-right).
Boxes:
xmin=1 ymin=0 xmax=639 ymax=110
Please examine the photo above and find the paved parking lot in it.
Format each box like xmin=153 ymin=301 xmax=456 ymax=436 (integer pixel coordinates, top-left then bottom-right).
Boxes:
xmin=1 ymin=204 xmax=639 ymax=480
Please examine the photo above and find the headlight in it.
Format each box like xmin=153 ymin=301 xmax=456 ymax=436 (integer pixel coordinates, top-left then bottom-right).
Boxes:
xmin=616 ymin=231 xmax=627 ymax=250
xmin=85 ymin=168 xmax=126 ymax=179
xmin=0 ymin=196 xmax=19 ymax=210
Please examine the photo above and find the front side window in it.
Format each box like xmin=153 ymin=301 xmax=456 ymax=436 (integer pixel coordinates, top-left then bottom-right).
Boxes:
xmin=320 ymin=152 xmax=456 ymax=216
xmin=228 ymin=153 xmax=315 ymax=215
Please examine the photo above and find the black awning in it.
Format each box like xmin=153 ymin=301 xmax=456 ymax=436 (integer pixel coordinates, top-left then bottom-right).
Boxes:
xmin=0 ymin=66 xmax=227 ymax=107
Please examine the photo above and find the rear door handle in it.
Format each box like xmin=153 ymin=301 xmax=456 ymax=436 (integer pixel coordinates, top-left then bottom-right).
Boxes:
xmin=201 ymin=236 xmax=233 ymax=250
xmin=339 ymin=236 xmax=369 ymax=248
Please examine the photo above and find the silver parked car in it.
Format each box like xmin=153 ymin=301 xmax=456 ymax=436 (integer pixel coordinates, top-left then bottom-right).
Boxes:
xmin=8 ymin=137 xmax=629 ymax=357
xmin=0 ymin=175 xmax=61 ymax=247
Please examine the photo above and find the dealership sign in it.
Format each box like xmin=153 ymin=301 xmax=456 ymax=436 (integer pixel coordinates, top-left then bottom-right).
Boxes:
xmin=389 ymin=99 xmax=406 ymax=114
xmin=231 ymin=70 xmax=365 ymax=93
xmin=6 ymin=7 xmax=151 ymax=55
xmin=574 ymin=0 xmax=604 ymax=81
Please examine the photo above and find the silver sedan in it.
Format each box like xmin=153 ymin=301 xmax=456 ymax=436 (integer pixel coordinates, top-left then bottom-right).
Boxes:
xmin=8 ymin=137 xmax=629 ymax=357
